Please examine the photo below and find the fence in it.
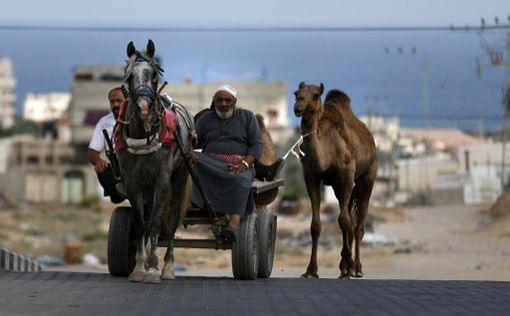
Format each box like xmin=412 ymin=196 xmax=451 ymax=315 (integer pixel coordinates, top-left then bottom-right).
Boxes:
xmin=0 ymin=247 xmax=41 ymax=272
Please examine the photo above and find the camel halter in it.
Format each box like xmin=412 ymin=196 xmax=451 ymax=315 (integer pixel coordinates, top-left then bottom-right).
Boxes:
xmin=282 ymin=131 xmax=315 ymax=160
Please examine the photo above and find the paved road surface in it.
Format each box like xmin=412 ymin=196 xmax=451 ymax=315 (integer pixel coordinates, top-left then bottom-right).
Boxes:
xmin=1 ymin=271 xmax=509 ymax=315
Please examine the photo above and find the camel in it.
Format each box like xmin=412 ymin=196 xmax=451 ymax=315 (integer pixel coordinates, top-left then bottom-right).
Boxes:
xmin=256 ymin=113 xmax=278 ymax=166
xmin=254 ymin=113 xmax=282 ymax=181
xmin=293 ymin=82 xmax=377 ymax=279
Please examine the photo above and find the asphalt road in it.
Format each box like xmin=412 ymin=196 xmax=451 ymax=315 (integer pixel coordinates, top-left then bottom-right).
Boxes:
xmin=1 ymin=271 xmax=509 ymax=315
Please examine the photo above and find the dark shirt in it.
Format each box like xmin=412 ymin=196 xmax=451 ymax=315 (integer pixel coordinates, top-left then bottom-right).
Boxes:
xmin=195 ymin=107 xmax=262 ymax=159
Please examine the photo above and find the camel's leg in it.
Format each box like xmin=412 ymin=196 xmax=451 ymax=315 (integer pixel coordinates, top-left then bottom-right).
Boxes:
xmin=162 ymin=170 xmax=191 ymax=280
xmin=301 ymin=168 xmax=321 ymax=278
xmin=129 ymin=193 xmax=147 ymax=282
xmin=352 ymin=167 xmax=376 ymax=278
xmin=333 ymin=174 xmax=355 ymax=279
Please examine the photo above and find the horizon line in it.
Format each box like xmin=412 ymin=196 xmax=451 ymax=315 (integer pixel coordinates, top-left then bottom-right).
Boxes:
xmin=1 ymin=24 xmax=509 ymax=33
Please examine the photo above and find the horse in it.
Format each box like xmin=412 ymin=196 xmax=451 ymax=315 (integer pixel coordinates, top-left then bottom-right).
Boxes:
xmin=116 ymin=39 xmax=194 ymax=283
xmin=294 ymin=82 xmax=377 ymax=278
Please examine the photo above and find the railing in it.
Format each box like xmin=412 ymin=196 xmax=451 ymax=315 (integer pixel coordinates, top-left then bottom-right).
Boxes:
xmin=0 ymin=247 xmax=41 ymax=272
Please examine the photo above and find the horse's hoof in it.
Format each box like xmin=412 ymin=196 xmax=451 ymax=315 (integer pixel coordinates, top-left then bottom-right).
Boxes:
xmin=128 ymin=270 xmax=144 ymax=282
xmin=300 ymin=273 xmax=319 ymax=279
xmin=339 ymin=271 xmax=351 ymax=279
xmin=352 ymin=271 xmax=364 ymax=278
xmin=161 ymin=268 xmax=175 ymax=280
xmin=143 ymin=269 xmax=161 ymax=284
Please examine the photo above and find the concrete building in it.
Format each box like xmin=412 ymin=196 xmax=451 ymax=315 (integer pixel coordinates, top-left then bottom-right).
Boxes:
xmin=0 ymin=135 xmax=95 ymax=204
xmin=0 ymin=58 xmax=16 ymax=129
xmin=69 ymin=65 xmax=292 ymax=149
xmin=23 ymin=92 xmax=70 ymax=123
xmin=394 ymin=153 xmax=464 ymax=204
xmin=64 ymin=64 xmax=294 ymax=202
xmin=457 ymin=141 xmax=509 ymax=204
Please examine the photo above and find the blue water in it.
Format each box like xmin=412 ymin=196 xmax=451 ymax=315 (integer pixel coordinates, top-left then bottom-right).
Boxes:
xmin=0 ymin=29 xmax=507 ymax=131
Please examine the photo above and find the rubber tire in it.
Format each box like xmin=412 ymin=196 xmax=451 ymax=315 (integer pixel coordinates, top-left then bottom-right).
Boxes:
xmin=232 ymin=213 xmax=259 ymax=280
xmin=107 ymin=206 xmax=136 ymax=276
xmin=256 ymin=209 xmax=277 ymax=278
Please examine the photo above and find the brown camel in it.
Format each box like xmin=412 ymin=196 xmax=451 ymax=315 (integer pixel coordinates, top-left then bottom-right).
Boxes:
xmin=256 ymin=113 xmax=278 ymax=166
xmin=293 ymin=82 xmax=377 ymax=279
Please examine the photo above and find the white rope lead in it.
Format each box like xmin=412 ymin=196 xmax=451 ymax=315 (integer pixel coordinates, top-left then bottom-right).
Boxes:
xmin=282 ymin=131 xmax=314 ymax=160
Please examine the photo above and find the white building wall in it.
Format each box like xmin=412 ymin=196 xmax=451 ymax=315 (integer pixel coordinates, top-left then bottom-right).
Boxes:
xmin=23 ymin=92 xmax=70 ymax=122
xmin=0 ymin=57 xmax=16 ymax=129
xmin=463 ymin=166 xmax=502 ymax=204
xmin=395 ymin=154 xmax=461 ymax=193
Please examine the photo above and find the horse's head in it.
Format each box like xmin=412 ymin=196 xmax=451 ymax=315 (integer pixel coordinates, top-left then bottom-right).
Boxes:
xmin=124 ymin=39 xmax=164 ymax=132
xmin=293 ymin=82 xmax=324 ymax=117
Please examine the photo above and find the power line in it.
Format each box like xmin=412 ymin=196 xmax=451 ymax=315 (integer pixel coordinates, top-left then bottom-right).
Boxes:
xmin=371 ymin=112 xmax=506 ymax=121
xmin=0 ymin=24 xmax=509 ymax=33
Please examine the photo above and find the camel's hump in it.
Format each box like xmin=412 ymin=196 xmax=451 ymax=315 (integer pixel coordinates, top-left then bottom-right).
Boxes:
xmin=325 ymin=89 xmax=350 ymax=105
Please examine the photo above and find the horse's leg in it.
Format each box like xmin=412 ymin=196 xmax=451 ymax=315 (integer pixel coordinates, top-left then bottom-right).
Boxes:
xmin=333 ymin=173 xmax=355 ymax=279
xmin=352 ymin=168 xmax=376 ymax=278
xmin=162 ymin=171 xmax=191 ymax=280
xmin=143 ymin=187 xmax=165 ymax=284
xmin=301 ymin=168 xmax=322 ymax=278
xmin=129 ymin=192 xmax=147 ymax=282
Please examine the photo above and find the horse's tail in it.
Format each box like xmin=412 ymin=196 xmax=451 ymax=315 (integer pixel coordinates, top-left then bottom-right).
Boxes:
xmin=178 ymin=175 xmax=192 ymax=227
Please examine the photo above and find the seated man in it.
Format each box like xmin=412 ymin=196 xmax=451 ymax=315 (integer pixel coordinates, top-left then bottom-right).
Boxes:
xmin=191 ymin=84 xmax=262 ymax=241
xmin=87 ymin=87 xmax=126 ymax=203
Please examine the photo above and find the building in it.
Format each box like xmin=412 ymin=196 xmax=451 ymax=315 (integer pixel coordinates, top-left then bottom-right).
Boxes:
xmin=0 ymin=57 xmax=16 ymax=129
xmin=23 ymin=92 xmax=70 ymax=123
xmin=65 ymin=65 xmax=294 ymax=201
xmin=69 ymin=65 xmax=292 ymax=149
xmin=0 ymin=135 xmax=94 ymax=204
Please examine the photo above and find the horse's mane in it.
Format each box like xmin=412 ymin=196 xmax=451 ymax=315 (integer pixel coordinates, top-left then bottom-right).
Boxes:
xmin=124 ymin=51 xmax=164 ymax=81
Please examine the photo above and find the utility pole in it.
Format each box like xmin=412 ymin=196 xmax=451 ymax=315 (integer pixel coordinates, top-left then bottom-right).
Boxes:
xmin=452 ymin=16 xmax=510 ymax=188
xmin=385 ymin=46 xmax=430 ymax=128
xmin=385 ymin=46 xmax=430 ymax=204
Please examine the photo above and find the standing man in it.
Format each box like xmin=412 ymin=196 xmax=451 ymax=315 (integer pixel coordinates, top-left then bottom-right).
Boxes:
xmin=192 ymin=84 xmax=262 ymax=241
xmin=87 ymin=87 xmax=126 ymax=203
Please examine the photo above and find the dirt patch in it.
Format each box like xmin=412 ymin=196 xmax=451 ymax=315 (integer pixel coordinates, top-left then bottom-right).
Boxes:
xmin=2 ymin=200 xmax=509 ymax=280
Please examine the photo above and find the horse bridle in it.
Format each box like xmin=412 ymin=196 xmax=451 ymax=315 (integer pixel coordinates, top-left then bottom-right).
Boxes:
xmin=119 ymin=52 xmax=169 ymax=151
xmin=124 ymin=51 xmax=163 ymax=103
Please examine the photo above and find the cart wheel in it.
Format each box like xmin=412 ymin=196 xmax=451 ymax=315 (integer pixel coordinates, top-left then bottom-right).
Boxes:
xmin=107 ymin=206 xmax=136 ymax=276
xmin=256 ymin=209 xmax=277 ymax=278
xmin=232 ymin=213 xmax=259 ymax=280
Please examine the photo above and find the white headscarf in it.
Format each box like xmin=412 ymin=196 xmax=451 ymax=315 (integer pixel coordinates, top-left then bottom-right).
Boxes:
xmin=216 ymin=84 xmax=237 ymax=98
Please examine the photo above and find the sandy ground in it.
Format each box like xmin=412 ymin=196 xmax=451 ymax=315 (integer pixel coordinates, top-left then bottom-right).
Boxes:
xmin=40 ymin=203 xmax=510 ymax=281
xmin=361 ymin=204 xmax=510 ymax=281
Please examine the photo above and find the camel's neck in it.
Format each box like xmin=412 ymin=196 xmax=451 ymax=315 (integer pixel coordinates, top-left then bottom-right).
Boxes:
xmin=299 ymin=103 xmax=322 ymax=135
xmin=299 ymin=109 xmax=328 ymax=172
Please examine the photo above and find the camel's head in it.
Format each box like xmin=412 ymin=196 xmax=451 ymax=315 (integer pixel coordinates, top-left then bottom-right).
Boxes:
xmin=293 ymin=82 xmax=324 ymax=117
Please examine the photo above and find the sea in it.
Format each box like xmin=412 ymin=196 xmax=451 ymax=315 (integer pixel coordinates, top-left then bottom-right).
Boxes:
xmin=0 ymin=29 xmax=507 ymax=132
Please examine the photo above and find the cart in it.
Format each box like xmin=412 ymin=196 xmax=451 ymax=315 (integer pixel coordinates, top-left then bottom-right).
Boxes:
xmin=107 ymin=177 xmax=283 ymax=280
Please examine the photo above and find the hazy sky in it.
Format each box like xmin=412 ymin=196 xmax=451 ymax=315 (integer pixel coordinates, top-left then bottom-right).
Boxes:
xmin=3 ymin=0 xmax=509 ymax=27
